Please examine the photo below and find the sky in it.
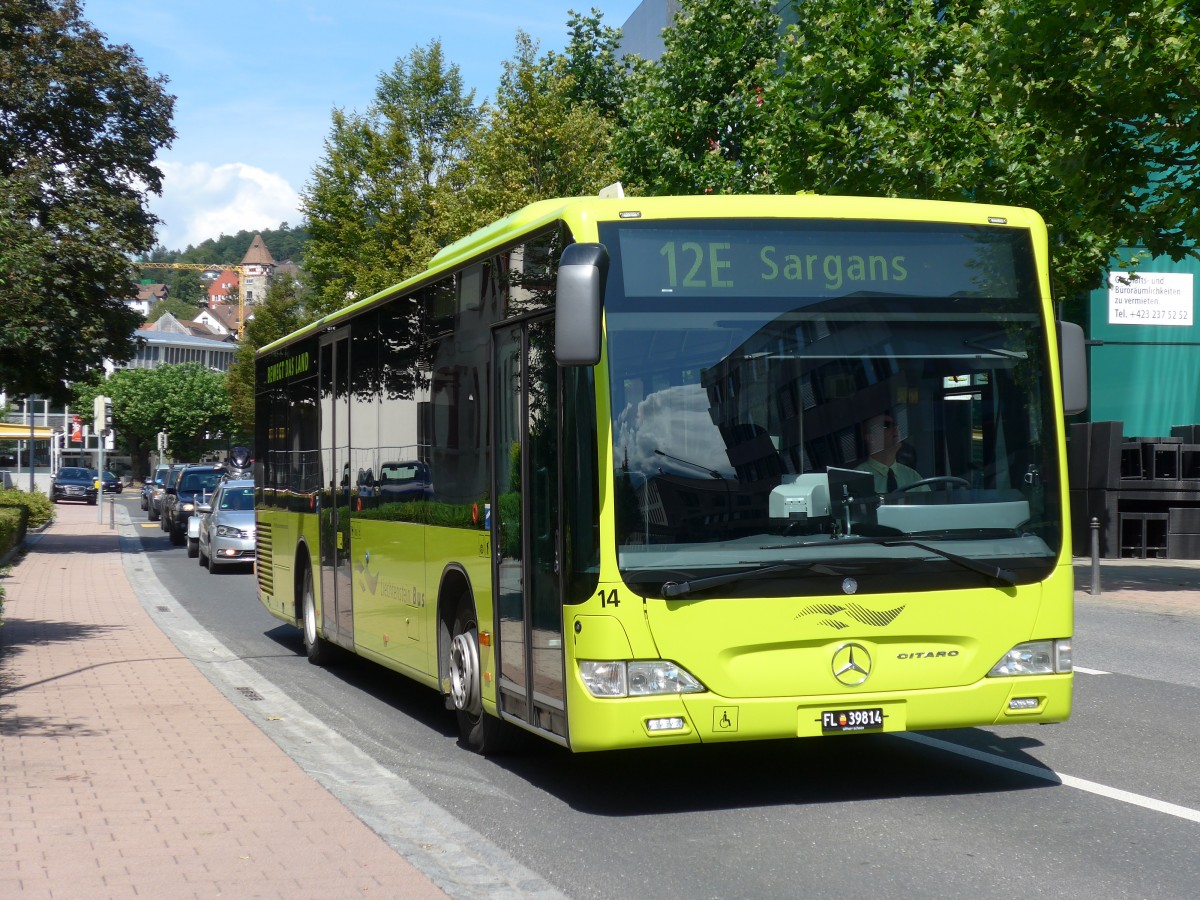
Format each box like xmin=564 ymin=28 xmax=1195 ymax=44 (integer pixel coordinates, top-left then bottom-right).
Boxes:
xmin=81 ymin=1 xmax=645 ymax=253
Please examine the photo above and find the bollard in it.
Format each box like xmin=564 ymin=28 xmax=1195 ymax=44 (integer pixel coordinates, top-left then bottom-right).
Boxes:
xmin=1090 ymin=517 xmax=1101 ymax=596
xmin=109 ymin=497 xmax=115 ymax=531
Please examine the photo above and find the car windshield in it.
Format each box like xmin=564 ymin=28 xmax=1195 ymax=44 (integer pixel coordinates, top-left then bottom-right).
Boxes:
xmin=599 ymin=217 xmax=1061 ymax=597
xmin=218 ymin=487 xmax=254 ymax=511
xmin=181 ymin=472 xmax=220 ymax=492
xmin=58 ymin=468 xmax=89 ymax=479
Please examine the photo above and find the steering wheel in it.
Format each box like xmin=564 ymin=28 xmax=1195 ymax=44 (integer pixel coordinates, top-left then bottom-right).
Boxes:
xmin=891 ymin=476 xmax=971 ymax=493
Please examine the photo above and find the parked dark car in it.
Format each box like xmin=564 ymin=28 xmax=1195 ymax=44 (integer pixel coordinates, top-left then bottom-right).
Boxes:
xmin=376 ymin=461 xmax=434 ymax=502
xmin=163 ymin=464 xmax=224 ymax=546
xmin=51 ymin=466 xmax=98 ymax=505
xmin=141 ymin=464 xmax=170 ymax=512
xmin=151 ymin=465 xmax=183 ymax=520
xmin=94 ymin=470 xmax=122 ymax=493
xmin=158 ymin=464 xmax=187 ymax=529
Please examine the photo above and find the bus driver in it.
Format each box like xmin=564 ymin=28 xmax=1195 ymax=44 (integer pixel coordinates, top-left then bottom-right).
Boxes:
xmin=857 ymin=411 xmax=926 ymax=494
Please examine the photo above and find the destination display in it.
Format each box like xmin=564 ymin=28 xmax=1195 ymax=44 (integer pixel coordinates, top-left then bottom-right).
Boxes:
xmin=615 ymin=223 xmax=1027 ymax=300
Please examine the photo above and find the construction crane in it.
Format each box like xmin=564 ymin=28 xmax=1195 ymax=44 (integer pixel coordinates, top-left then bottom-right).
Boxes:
xmin=137 ymin=262 xmax=247 ymax=338
xmin=137 ymin=262 xmax=238 ymax=271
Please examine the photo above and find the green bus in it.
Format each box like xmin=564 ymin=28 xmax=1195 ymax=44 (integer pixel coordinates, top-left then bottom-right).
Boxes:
xmin=254 ymin=193 xmax=1086 ymax=753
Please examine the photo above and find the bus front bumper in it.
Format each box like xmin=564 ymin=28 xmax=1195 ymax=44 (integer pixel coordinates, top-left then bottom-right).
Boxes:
xmin=564 ymin=673 xmax=1072 ymax=752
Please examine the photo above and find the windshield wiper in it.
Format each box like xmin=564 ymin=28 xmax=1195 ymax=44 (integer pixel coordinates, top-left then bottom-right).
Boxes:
xmin=662 ymin=561 xmax=851 ymax=598
xmin=884 ymin=539 xmax=1018 ymax=586
xmin=963 ymin=330 xmax=1026 ymax=360
xmin=765 ymin=535 xmax=1018 ymax=587
xmin=653 ymin=448 xmax=727 ymax=480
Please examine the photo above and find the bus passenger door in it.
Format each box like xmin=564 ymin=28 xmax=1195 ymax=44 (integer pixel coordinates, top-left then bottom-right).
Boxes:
xmin=493 ymin=319 xmax=566 ymax=737
xmin=319 ymin=330 xmax=354 ymax=649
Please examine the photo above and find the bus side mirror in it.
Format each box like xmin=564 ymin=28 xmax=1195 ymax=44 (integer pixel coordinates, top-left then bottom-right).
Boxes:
xmin=555 ymin=243 xmax=608 ymax=366
xmin=1058 ymin=320 xmax=1088 ymax=415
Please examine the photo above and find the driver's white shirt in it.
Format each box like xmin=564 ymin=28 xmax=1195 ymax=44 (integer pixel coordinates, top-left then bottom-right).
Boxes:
xmin=857 ymin=457 xmax=927 ymax=494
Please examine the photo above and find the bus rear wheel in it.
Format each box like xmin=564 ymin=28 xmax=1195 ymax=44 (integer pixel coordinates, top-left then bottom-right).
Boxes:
xmin=301 ymin=566 xmax=336 ymax=666
xmin=450 ymin=596 xmax=515 ymax=755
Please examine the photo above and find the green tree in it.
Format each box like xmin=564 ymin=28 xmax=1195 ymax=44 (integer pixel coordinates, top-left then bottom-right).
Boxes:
xmin=147 ymin=297 xmax=201 ymax=324
xmin=302 ymin=41 xmax=480 ymax=318
xmin=616 ymin=0 xmax=781 ymax=196
xmin=226 ymin=273 xmax=312 ymax=434
xmin=447 ymin=31 xmax=621 ymax=232
xmin=551 ymin=8 xmax=628 ymax=121
xmin=0 ymin=0 xmax=175 ymax=401
xmin=765 ymin=0 xmax=1200 ymax=305
xmin=171 ymin=271 xmax=205 ymax=307
xmin=75 ymin=364 xmax=233 ymax=474
xmin=616 ymin=0 xmax=1199 ymax=308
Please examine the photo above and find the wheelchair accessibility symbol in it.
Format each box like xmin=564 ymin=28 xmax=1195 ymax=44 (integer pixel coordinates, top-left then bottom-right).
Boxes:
xmin=713 ymin=707 xmax=739 ymax=732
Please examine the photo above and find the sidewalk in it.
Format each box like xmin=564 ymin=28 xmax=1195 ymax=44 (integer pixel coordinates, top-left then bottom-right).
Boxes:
xmin=1073 ymin=553 xmax=1200 ymax=615
xmin=0 ymin=500 xmax=448 ymax=898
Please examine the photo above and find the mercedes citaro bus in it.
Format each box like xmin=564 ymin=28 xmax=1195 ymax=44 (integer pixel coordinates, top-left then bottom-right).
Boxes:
xmin=254 ymin=192 xmax=1087 ymax=753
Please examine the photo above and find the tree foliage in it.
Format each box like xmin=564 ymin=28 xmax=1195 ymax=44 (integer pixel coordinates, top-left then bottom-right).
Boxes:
xmin=302 ymin=24 xmax=624 ymax=321
xmin=0 ymin=0 xmax=174 ymax=401
xmin=615 ymin=0 xmax=1199 ymax=307
xmin=550 ymin=8 xmax=629 ymax=122
xmin=74 ymin=363 xmax=234 ymax=472
xmin=147 ymin=297 xmax=201 ymax=324
xmin=448 ymin=31 xmax=621 ymax=231
xmin=302 ymin=41 xmax=480 ymax=318
xmin=617 ymin=0 xmax=781 ymax=195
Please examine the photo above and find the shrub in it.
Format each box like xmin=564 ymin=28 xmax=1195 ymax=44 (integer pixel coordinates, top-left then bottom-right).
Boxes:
xmin=0 ymin=506 xmax=25 ymax=557
xmin=0 ymin=487 xmax=55 ymax=531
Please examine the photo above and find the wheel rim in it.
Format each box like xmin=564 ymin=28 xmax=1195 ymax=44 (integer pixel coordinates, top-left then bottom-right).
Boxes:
xmin=449 ymin=629 xmax=481 ymax=716
xmin=303 ymin=580 xmax=317 ymax=647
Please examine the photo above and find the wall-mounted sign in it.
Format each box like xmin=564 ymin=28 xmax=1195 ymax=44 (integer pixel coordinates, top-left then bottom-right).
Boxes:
xmin=1108 ymin=271 xmax=1194 ymax=326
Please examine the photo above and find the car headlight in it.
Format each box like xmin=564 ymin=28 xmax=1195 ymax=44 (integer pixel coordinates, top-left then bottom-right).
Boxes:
xmin=215 ymin=525 xmax=247 ymax=539
xmin=579 ymin=660 xmax=706 ymax=697
xmin=988 ymin=639 xmax=1072 ymax=676
xmin=181 ymin=502 xmax=195 ymax=512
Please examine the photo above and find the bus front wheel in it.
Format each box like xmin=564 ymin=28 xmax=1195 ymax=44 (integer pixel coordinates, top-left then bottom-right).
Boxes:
xmin=450 ymin=596 xmax=514 ymax=754
xmin=301 ymin=566 xmax=336 ymax=666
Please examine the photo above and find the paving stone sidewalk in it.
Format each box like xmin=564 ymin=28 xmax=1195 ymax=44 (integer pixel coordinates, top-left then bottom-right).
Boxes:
xmin=0 ymin=500 xmax=447 ymax=899
xmin=1073 ymin=554 xmax=1200 ymax=615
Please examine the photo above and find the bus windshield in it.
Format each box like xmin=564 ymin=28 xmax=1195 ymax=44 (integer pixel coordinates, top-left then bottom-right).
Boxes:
xmin=599 ymin=218 xmax=1061 ymax=597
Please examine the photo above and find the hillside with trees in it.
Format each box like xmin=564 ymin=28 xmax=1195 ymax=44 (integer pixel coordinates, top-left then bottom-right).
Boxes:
xmin=136 ymin=223 xmax=310 ymax=310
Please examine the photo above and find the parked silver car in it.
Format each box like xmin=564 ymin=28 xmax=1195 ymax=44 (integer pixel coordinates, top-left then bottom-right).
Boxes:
xmin=196 ymin=479 xmax=256 ymax=572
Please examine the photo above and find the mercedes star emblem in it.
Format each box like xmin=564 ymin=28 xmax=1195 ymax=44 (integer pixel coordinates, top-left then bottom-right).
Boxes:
xmin=832 ymin=642 xmax=873 ymax=686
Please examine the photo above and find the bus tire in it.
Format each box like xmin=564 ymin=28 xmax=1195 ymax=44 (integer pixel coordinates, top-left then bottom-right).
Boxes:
xmin=301 ymin=565 xmax=336 ymax=666
xmin=450 ymin=596 xmax=515 ymax=755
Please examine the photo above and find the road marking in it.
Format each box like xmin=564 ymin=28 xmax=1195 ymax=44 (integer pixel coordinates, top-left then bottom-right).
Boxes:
xmin=900 ymin=732 xmax=1200 ymax=824
xmin=1074 ymin=666 xmax=1111 ymax=675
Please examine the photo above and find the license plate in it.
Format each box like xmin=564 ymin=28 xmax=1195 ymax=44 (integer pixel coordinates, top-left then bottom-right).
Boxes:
xmin=821 ymin=707 xmax=884 ymax=734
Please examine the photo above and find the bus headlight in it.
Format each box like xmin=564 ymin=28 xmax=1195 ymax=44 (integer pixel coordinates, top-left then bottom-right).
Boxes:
xmin=579 ymin=660 xmax=706 ymax=698
xmin=988 ymin=639 xmax=1072 ymax=676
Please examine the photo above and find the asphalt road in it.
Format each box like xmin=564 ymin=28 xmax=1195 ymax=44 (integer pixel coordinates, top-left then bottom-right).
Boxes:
xmin=119 ymin=495 xmax=1200 ymax=900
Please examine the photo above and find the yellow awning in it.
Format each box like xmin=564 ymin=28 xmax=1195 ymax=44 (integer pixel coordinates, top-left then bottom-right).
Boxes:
xmin=0 ymin=422 xmax=56 ymax=439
